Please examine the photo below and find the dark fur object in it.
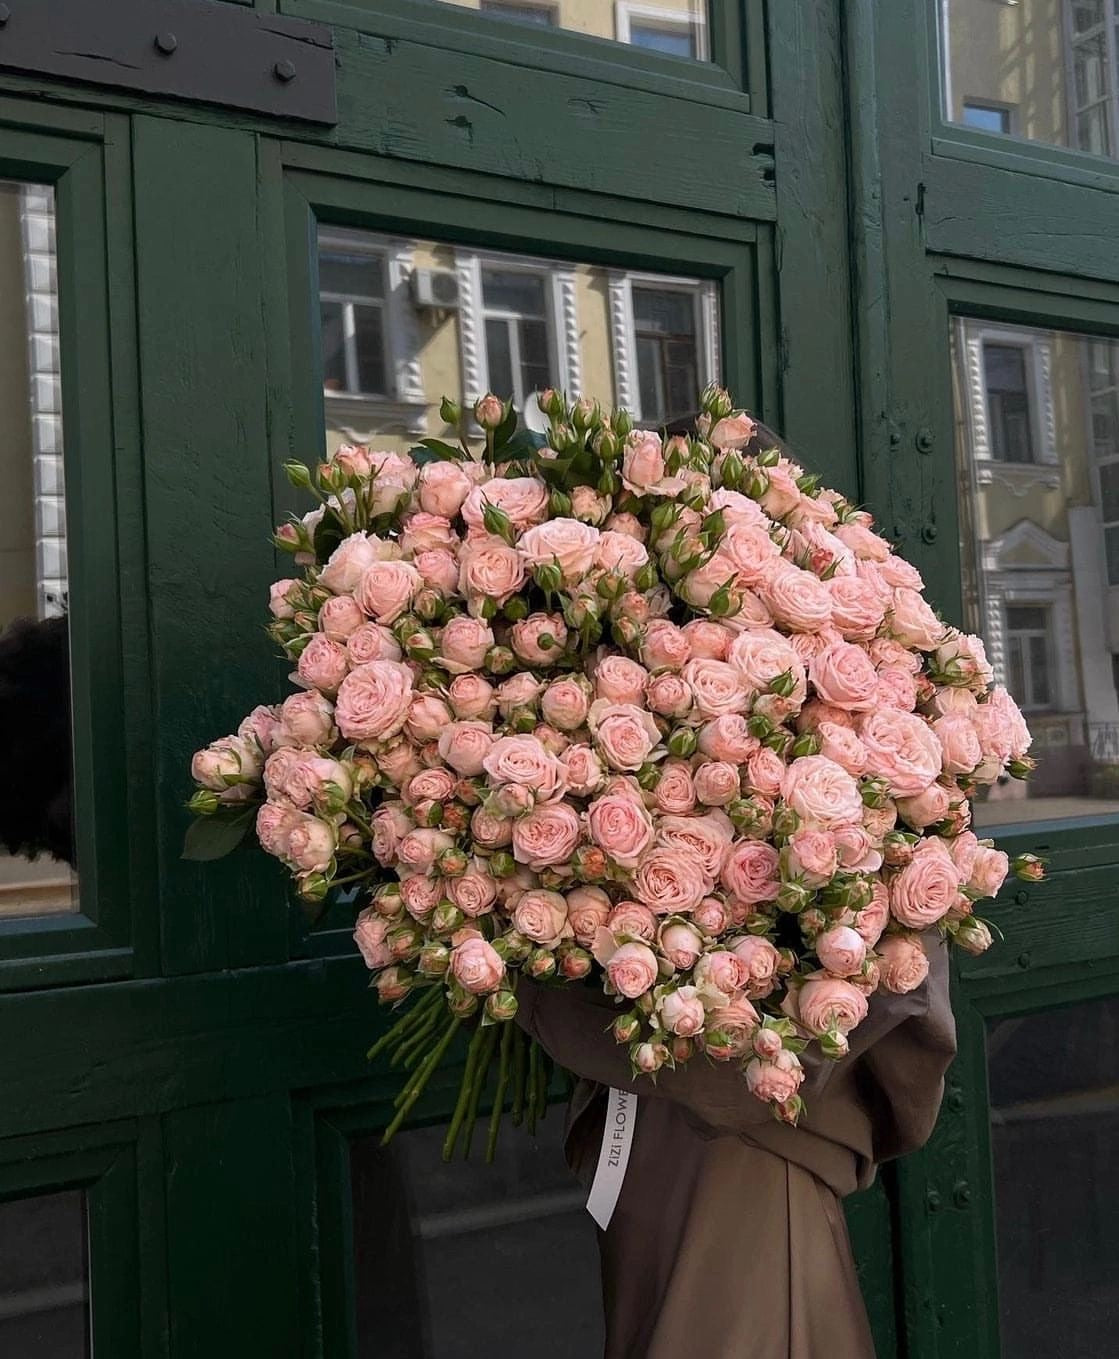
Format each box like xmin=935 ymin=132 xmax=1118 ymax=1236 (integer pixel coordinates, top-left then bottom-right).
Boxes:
xmin=0 ymin=614 xmax=74 ymax=866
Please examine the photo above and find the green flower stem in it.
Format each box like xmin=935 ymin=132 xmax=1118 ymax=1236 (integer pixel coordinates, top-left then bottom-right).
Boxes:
xmin=381 ymin=1016 xmax=462 ymax=1145
xmin=442 ymin=1023 xmax=488 ymax=1161
xmin=461 ymin=1024 xmax=500 ymax=1160
xmin=486 ymin=1018 xmax=516 ymax=1163
xmin=511 ymin=1024 xmax=528 ymax=1127
xmin=366 ymin=984 xmax=442 ymax=1062
xmin=391 ymin=1004 xmax=444 ymax=1069
xmin=527 ymin=1037 xmax=541 ymax=1137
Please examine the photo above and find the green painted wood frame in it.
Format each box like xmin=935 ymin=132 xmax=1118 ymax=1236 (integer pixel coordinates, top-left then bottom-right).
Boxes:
xmin=0 ymin=101 xmax=157 ymax=989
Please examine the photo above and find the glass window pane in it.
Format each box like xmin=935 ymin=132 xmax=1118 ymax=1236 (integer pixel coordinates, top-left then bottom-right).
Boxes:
xmin=315 ymin=228 xmax=721 ymax=454
xmin=0 ymin=1190 xmax=89 ymax=1356
xmin=0 ymin=180 xmax=78 ymax=918
xmin=942 ymin=0 xmax=1119 ymax=160
xmin=417 ymin=0 xmax=710 ymax=59
xmin=987 ymin=997 xmax=1119 ymax=1357
xmin=319 ymin=250 xmax=385 ymax=301
xmin=953 ymin=318 xmax=1119 ymax=826
xmin=350 ymin=1119 xmax=602 ymax=1357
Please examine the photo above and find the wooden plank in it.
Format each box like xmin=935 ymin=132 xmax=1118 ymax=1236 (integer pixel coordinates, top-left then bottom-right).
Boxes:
xmin=132 ymin=116 xmax=290 ymax=975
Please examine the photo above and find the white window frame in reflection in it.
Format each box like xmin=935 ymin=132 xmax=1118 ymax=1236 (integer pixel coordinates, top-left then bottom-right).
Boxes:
xmin=957 ymin=321 xmax=1061 ymax=492
xmin=454 ymin=248 xmax=580 ymax=407
xmin=615 ymin=2 xmax=709 ymax=61
xmin=1063 ymin=0 xmax=1119 ymax=157
xmin=479 ymin=0 xmax=559 ymax=24
xmin=608 ymin=271 xmax=719 ymax=425
xmin=1084 ymin=338 xmax=1119 ymax=586
xmin=318 ymin=228 xmax=430 ymax=437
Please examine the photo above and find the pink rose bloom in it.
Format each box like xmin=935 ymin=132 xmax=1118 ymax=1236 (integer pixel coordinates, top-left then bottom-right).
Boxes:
xmin=747 ymin=1052 xmax=805 ymax=1106
xmin=640 ymin=619 xmax=692 ymax=672
xmin=511 ymin=613 xmax=568 ymax=666
xmin=693 ymin=760 xmax=740 ymax=807
xmin=703 ymin=993 xmax=761 ymax=1060
xmin=451 ymin=936 xmax=505 ymax=994
xmin=854 ymin=884 xmax=890 ymax=946
xmin=355 ymin=560 xmax=422 ymax=625
xmin=878 ymin=553 xmax=925 ymax=591
xmin=828 ymin=575 xmax=887 ymax=641
xmin=440 ymin=616 xmax=495 ymax=674
xmin=744 ymin=747 xmax=785 ymax=798
xmin=727 ymin=628 xmax=806 ymax=697
xmin=934 ymin=714 xmax=982 ymax=775
xmin=875 ymin=666 xmax=918 ymax=712
xmin=462 ymin=476 xmax=549 ymax=532
xmin=693 ymin=896 xmax=730 ymax=935
xmin=782 ymin=755 xmax=863 ymax=830
xmin=587 ymin=791 xmax=655 ymax=868
xmin=816 ymin=925 xmax=867 ymax=977
xmin=400 ymin=512 xmax=457 ymax=556
xmin=834 ymin=825 xmax=882 ymax=873
xmin=400 ymin=874 xmax=442 ymax=921
xmin=588 ymin=700 xmax=662 ymax=771
xmin=470 ymin=806 xmax=513 ymax=848
xmin=336 ymin=660 xmax=414 ymax=743
xmin=256 ymin=801 xmax=301 ymax=859
xmin=859 ymin=709 xmax=942 ymax=797
xmin=594 ymin=655 xmax=650 ymax=705
xmin=566 ymin=886 xmax=613 ymax=947
xmin=658 ymin=986 xmax=707 ymax=1037
xmin=896 ymin=781 xmax=952 ymax=831
xmin=759 ymin=562 xmax=833 ymax=633
xmin=795 ymin=974 xmax=869 ymax=1036
xmin=570 ymin=485 xmax=612 ymax=526
xmin=269 ymin=579 xmax=298 ymax=620
xmin=275 ymin=691 xmax=336 ymax=749
xmin=283 ymin=755 xmax=352 ymax=811
xmin=679 ymin=551 xmax=735 ymax=610
xmin=632 ymin=847 xmax=710 ymax=915
xmin=987 ymin=685 xmax=1033 ymax=759
xmin=968 ymin=845 xmax=1009 ymax=899
xmin=720 ymin=523 xmax=782 ymax=589
xmin=437 ymin=721 xmax=495 ymax=776
xmin=698 ymin=714 xmax=757 ymax=763
xmin=709 ymin=412 xmax=757 ymax=448
xmin=397 ymin=827 xmax=454 ymax=874
xmin=262 ymin=747 xmax=304 ymax=804
xmin=679 ymin=619 xmax=731 ymax=660
xmin=682 ymin=658 xmax=749 ymax=719
xmin=707 ymin=486 xmax=767 ymax=527
xmin=406 ymin=694 xmax=454 ymax=744
xmin=288 ymin=814 xmax=336 ymax=873
xmin=458 ymin=538 xmax=526 ymax=609
xmin=297 ymin=634 xmax=349 ymax=695
xmin=353 ymin=908 xmax=393 ymax=970
xmin=621 ymin=430 xmax=670 ymax=495
xmin=413 ymin=549 xmax=459 ymax=595
xmin=541 ymin=677 xmax=590 ymax=731
xmin=483 ymin=734 xmax=567 ymax=802
xmin=890 ymin=842 xmax=963 ymax=927
xmin=512 ymin=802 xmax=582 ymax=870
xmin=317 ymin=595 xmax=365 ymax=644
xmin=814 ymin=722 xmax=867 ymax=778
xmin=653 ymin=760 xmax=698 ymax=815
xmin=808 ymin=640 xmax=878 ymax=710
xmin=519 ymin=518 xmax=601 ymax=583
xmin=693 ymin=949 xmax=746 ymax=996
xmin=729 ymin=935 xmax=781 ymax=999
xmin=948 ymin=829 xmax=980 ymax=881
xmin=320 ymin=533 xmax=388 ymax=595
xmin=445 ymin=864 xmax=497 ymax=918
xmin=605 ymin=510 xmax=646 ymax=539
xmin=721 ymin=841 xmax=781 ymax=905
xmin=405 ymin=767 xmax=456 ymax=807
xmin=758 ymin=461 xmax=801 ymax=520
xmin=788 ymin=828 xmax=838 ymax=884
xmin=889 ymin=587 xmax=946 ymax=651
xmin=192 ymin=735 xmax=262 ymax=792
xmin=645 ymin=672 xmax=693 ymax=719
xmin=332 ymin=443 xmax=372 ymax=478
xmin=656 ymin=811 xmax=734 ymax=882
xmin=834 ymin=521 xmax=891 ymax=562
xmin=370 ymin=803 xmax=412 ymax=864
xmin=877 ymin=934 xmax=930 ymax=994
xmin=595 ymin=530 xmax=649 ymax=577
xmin=512 ymin=888 xmax=570 ymax=946
xmin=561 ymin=744 xmax=607 ymax=797
xmin=417 ymin=460 xmax=473 ymax=518
xmin=238 ymin=704 xmax=281 ymax=756
xmin=496 ymin=672 xmax=545 ymax=718
xmin=606 ymin=901 xmax=658 ymax=942
xmin=448 ymin=674 xmax=496 ymax=721
xmin=926 ymin=685 xmax=978 ymax=720
xmin=376 ymin=740 xmax=423 ymax=788
xmin=346 ymin=623 xmax=402 ymax=667
xmin=605 ymin=940 xmax=660 ymax=998
xmin=658 ymin=920 xmax=705 ymax=970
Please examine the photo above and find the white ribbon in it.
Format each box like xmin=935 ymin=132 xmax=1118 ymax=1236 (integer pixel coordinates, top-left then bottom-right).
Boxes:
xmin=586 ymin=1087 xmax=638 ymax=1231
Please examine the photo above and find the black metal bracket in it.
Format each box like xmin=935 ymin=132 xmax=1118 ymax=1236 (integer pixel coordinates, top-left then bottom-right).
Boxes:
xmin=0 ymin=0 xmax=337 ymax=125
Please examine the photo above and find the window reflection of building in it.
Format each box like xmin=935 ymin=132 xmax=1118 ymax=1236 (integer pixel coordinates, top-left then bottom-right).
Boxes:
xmin=954 ymin=319 xmax=1119 ymax=824
xmin=426 ymin=0 xmax=709 ymax=57
xmin=317 ymin=229 xmax=719 ymax=452
xmin=479 ymin=0 xmax=558 ymax=24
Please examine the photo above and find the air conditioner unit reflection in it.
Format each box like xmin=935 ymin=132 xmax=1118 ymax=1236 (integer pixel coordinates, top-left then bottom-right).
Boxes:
xmin=411 ymin=268 xmax=460 ymax=309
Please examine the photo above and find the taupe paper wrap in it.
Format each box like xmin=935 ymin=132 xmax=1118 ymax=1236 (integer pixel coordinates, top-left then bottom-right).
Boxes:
xmin=517 ymin=937 xmax=956 ymax=1358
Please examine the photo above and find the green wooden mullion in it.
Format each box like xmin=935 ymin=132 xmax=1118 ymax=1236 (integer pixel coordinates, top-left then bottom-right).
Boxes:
xmin=89 ymin=1143 xmax=145 ymax=1359
xmin=313 ymin=1116 xmax=361 ymax=1359
xmin=0 ymin=94 xmax=104 ymax=144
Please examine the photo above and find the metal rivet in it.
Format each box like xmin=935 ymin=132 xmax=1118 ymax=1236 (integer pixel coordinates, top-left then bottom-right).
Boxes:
xmin=916 ymin=428 xmax=935 ymax=453
xmin=1015 ymin=889 xmax=1029 ymax=905
xmin=889 ymin=431 xmax=902 ymax=449
xmin=154 ymin=32 xmax=178 ymax=55
xmin=274 ymin=58 xmax=297 ymax=82
xmin=922 ymin=523 xmax=938 ymax=543
xmin=0 ymin=4 xmax=13 ymax=24
xmin=948 ymin=1089 xmax=964 ymax=1112
xmin=926 ymin=1190 xmax=942 ymax=1212
xmin=953 ymin=1181 xmax=972 ymax=1209
xmin=1017 ymin=951 xmax=1031 ymax=969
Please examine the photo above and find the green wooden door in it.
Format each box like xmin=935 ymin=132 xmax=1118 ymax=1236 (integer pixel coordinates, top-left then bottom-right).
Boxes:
xmin=1 ymin=2 xmax=1111 ymax=1355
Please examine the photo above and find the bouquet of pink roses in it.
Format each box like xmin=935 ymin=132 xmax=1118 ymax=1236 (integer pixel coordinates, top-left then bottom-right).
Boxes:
xmin=185 ymin=386 xmax=1043 ymax=1160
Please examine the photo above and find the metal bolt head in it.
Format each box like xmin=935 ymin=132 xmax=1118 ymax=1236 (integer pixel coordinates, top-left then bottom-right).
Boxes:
xmin=1015 ymin=889 xmax=1029 ymax=905
xmin=1017 ymin=951 xmax=1032 ymax=969
xmin=915 ymin=427 xmax=935 ymax=453
xmin=953 ymin=1181 xmax=972 ymax=1209
xmin=274 ymin=58 xmax=297 ymax=82
xmin=922 ymin=523 xmax=938 ymax=543
xmin=154 ymin=32 xmax=178 ymax=55
xmin=0 ymin=4 xmax=12 ymax=25
xmin=926 ymin=1190 xmax=942 ymax=1212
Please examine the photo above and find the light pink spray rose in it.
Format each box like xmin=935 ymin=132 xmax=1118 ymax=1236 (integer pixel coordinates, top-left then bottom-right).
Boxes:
xmin=606 ymin=901 xmax=658 ymax=942
xmin=512 ymin=889 xmax=570 ymax=947
xmin=640 ymin=620 xmax=692 ymax=672
xmin=566 ymin=886 xmax=613 ymax=947
xmin=727 ymin=628 xmax=805 ymax=695
xmin=595 ymin=530 xmax=649 ymax=577
xmin=604 ymin=940 xmax=659 ymax=998
xmin=889 ymin=587 xmax=946 ymax=650
xmin=693 ymin=949 xmax=746 ymax=996
xmin=269 ymin=579 xmax=298 ymax=620
xmin=437 ymin=721 xmax=495 ymax=777
xmin=400 ymin=512 xmax=457 ymax=556
xmin=645 ymin=671 xmax=692 ymax=719
xmin=287 ymin=814 xmax=337 ymax=873
xmin=760 ymin=563 xmax=833 ymax=633
xmin=652 ymin=760 xmax=698 ymax=815
xmin=593 ymin=655 xmax=649 ymax=705
xmin=742 ymin=747 xmax=784 ymax=799
xmin=632 ymin=847 xmax=710 ymax=915
xmin=541 ymin=677 xmax=591 ymax=731
xmin=728 ymin=935 xmax=781 ymax=999
xmin=447 ymin=674 xmax=496 ymax=721
xmin=511 ymin=802 xmax=582 ymax=870
xmin=693 ymin=760 xmax=740 ymax=807
xmin=586 ymin=791 xmax=654 ymax=867
xmin=462 ymin=476 xmax=549 ymax=532
xmin=561 ymin=744 xmax=607 ymax=797
xmin=877 ymin=934 xmax=930 ymax=994
xmin=721 ymin=840 xmax=780 ymax=905
xmin=657 ymin=986 xmax=707 ymax=1037
xmin=356 ymin=560 xmax=422 ymax=624
xmin=859 ymin=708 xmax=943 ymax=797
xmin=698 ymin=714 xmax=757 ymax=763
xmin=968 ymin=845 xmax=1009 ymax=898
xmin=588 ymin=701 xmax=662 ymax=771
xmin=439 ymin=616 xmax=496 ymax=674
xmin=317 ymin=595 xmax=365 ymax=644
xmin=458 ymin=538 xmax=526 ymax=609
xmin=451 ymin=936 xmax=505 ymax=994
xmin=413 ymin=549 xmax=460 ymax=595
xmin=320 ymin=533 xmax=388 ymax=595
xmin=353 ymin=909 xmax=393 ymax=969
xmin=658 ymin=920 xmax=705 ymax=970
xmin=404 ymin=767 xmax=456 ymax=807
xmin=370 ymin=804 xmax=412 ymax=865
xmin=192 ymin=735 xmax=262 ymax=792
xmin=933 ymin=714 xmax=982 ymax=775
xmin=276 ymin=691 xmax=336 ymax=748
xmin=297 ymin=635 xmax=349 ymax=695
xmin=470 ymin=806 xmax=513 ymax=848
xmin=335 ymin=661 xmax=414 ymax=743
xmin=703 ymin=993 xmax=761 ymax=1060
xmin=483 ymin=735 xmax=567 ymax=803
xmin=682 ymin=658 xmax=749 ymax=719
xmin=782 ymin=755 xmax=863 ymax=830
xmin=656 ymin=811 xmax=734 ymax=882
xmin=890 ymin=841 xmax=963 ymax=927
xmin=621 ymin=430 xmax=678 ymax=496
xmin=681 ymin=619 xmax=733 ymax=660
xmin=808 ymin=640 xmax=879 ymax=711
xmin=346 ymin=623 xmax=402 ymax=667
xmin=256 ymin=801 xmax=301 ymax=858
xmin=397 ymin=827 xmax=454 ymax=874
xmin=787 ymin=828 xmax=838 ymax=885
xmin=895 ymin=781 xmax=952 ymax=831
xmin=510 ymin=613 xmax=568 ymax=666
xmin=815 ymin=925 xmax=867 ymax=977
xmin=405 ymin=694 xmax=454 ymax=743
xmin=519 ymin=518 xmax=601 ymax=582
xmin=854 ymin=882 xmax=890 ymax=946
xmin=417 ymin=460 xmax=473 ymax=518
xmin=709 ymin=411 xmax=757 ymax=448
xmin=794 ymin=974 xmax=869 ymax=1037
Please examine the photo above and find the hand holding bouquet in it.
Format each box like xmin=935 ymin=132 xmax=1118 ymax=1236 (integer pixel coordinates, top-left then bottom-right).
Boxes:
xmin=186 ymin=386 xmax=1041 ymax=1158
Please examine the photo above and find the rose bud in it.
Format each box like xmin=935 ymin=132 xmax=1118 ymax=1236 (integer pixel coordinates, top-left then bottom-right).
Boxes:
xmin=630 ymin=1041 xmax=665 ymax=1075
xmin=572 ymin=845 xmax=609 ymax=881
xmin=485 ymin=990 xmax=519 ymax=1023
xmin=771 ymin=805 xmax=800 ymax=840
xmin=1007 ymin=756 xmax=1036 ymax=779
xmin=955 ymin=919 xmax=994 ymax=955
xmin=670 ymin=1036 xmax=695 ymax=1063
xmin=447 ymin=987 xmax=480 ymax=1018
xmin=798 ymin=907 xmax=826 ymax=941
xmin=667 ymin=726 xmax=698 ymax=758
xmin=296 ymin=872 xmax=330 ymax=904
xmin=612 ymin=1012 xmax=642 ymax=1045
xmin=438 ymin=847 xmax=469 ymax=878
xmin=187 ymin=788 xmax=221 ymax=816
xmin=489 ymin=851 xmax=517 ymax=879
xmin=500 ymin=929 xmax=532 ymax=964
xmin=559 ymin=946 xmax=593 ymax=980
xmin=485 ymin=645 xmax=517 ymax=675
xmin=388 ymin=923 xmax=423 ymax=962
xmin=418 ymin=943 xmax=451 ymax=977
xmin=376 ymin=966 xmax=414 ymax=1004
xmin=1012 ymin=853 xmax=1046 ymax=883
xmin=430 ymin=902 xmax=465 ymax=936
xmin=474 ymin=392 xmax=505 ymax=429
xmin=776 ymin=880 xmax=811 ymax=914
xmin=882 ymin=830 xmax=917 ymax=867
xmin=525 ymin=947 xmax=557 ymax=980
xmin=373 ymin=884 xmax=405 ymax=920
